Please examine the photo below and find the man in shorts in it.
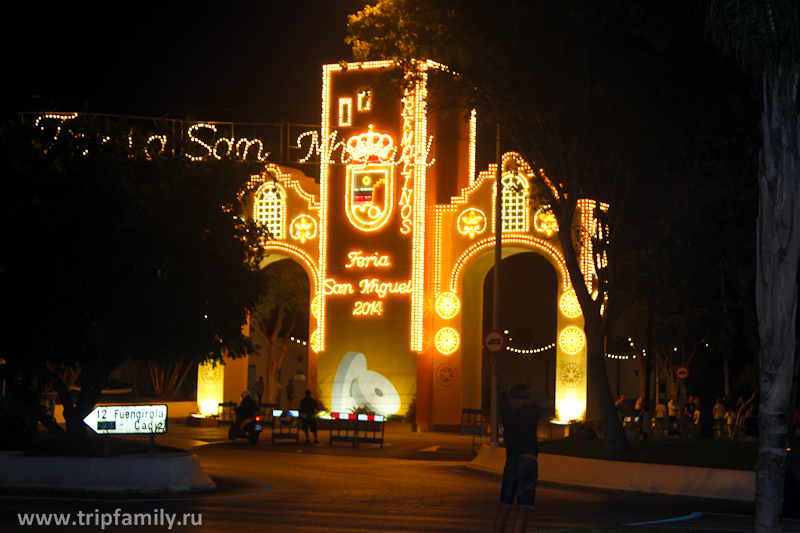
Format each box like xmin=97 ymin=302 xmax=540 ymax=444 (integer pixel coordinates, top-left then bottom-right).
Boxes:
xmin=494 ymin=382 xmax=552 ymax=533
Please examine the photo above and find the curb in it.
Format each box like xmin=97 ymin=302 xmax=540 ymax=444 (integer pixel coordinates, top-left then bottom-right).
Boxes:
xmin=0 ymin=451 xmax=215 ymax=493
xmin=468 ymin=444 xmax=755 ymax=502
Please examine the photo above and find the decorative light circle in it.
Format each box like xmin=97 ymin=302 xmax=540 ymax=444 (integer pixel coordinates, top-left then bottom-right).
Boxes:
xmin=534 ymin=205 xmax=558 ymax=237
xmin=558 ymin=326 xmax=586 ymax=355
xmin=560 ymin=363 xmax=583 ymax=387
xmin=310 ymin=329 xmax=321 ymax=353
xmin=559 ymin=291 xmax=582 ymax=318
xmin=201 ymin=363 xmax=221 ymax=385
xmin=436 ymin=363 xmax=458 ymax=387
xmin=435 ymin=291 xmax=460 ymax=319
xmin=289 ymin=214 xmax=318 ymax=243
xmin=311 ymin=295 xmax=321 ymax=319
xmin=457 ymin=208 xmax=487 ymax=238
xmin=435 ymin=327 xmax=460 ymax=355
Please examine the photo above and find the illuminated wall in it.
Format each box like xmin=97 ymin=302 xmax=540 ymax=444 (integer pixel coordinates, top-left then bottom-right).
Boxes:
xmin=231 ymin=60 xmax=602 ymax=425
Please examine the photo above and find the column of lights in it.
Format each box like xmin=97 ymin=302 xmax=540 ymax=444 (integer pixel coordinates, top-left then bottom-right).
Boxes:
xmin=450 ymin=235 xmax=571 ymax=294
xmin=318 ymin=60 xmax=396 ymax=353
xmin=410 ymin=62 xmax=432 ymax=352
xmin=432 ymin=204 xmax=457 ymax=297
xmin=578 ymin=199 xmax=597 ymax=292
xmin=468 ymin=109 xmax=477 ymax=183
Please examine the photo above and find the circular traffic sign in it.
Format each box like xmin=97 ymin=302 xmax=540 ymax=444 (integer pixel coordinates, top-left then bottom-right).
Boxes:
xmin=484 ymin=329 xmax=506 ymax=353
xmin=279 ymin=410 xmax=295 ymax=426
xmin=675 ymin=365 xmax=690 ymax=380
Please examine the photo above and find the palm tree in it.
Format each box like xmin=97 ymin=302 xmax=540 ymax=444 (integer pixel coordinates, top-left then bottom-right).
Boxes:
xmin=707 ymin=2 xmax=800 ymax=531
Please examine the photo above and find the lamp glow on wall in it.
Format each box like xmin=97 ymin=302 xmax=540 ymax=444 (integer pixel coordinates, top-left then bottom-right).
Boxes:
xmin=197 ymin=361 xmax=225 ymax=416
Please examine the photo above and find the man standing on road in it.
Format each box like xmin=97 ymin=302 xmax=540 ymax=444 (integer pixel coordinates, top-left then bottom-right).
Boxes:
xmin=494 ymin=382 xmax=552 ymax=533
xmin=299 ymin=390 xmax=319 ymax=444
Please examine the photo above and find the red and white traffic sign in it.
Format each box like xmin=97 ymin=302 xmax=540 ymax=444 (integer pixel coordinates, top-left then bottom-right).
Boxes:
xmin=675 ymin=365 xmax=690 ymax=380
xmin=484 ymin=329 xmax=507 ymax=353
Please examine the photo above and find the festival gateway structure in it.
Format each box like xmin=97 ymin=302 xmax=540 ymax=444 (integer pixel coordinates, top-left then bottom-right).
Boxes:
xmin=198 ymin=60 xmax=605 ymax=428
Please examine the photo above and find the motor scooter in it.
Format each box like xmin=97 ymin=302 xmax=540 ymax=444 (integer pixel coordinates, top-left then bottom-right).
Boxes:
xmin=228 ymin=414 xmax=263 ymax=444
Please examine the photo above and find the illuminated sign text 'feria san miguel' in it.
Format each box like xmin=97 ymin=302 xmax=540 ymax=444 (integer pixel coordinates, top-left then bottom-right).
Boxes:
xmin=192 ymin=59 xmax=605 ymax=427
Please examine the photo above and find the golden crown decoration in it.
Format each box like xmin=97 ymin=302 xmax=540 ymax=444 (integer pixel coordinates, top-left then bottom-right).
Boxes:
xmin=345 ymin=124 xmax=396 ymax=163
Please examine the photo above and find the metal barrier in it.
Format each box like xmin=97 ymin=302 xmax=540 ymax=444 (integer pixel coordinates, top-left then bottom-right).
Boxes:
xmin=461 ymin=409 xmax=486 ymax=452
xmin=329 ymin=413 xmax=385 ymax=448
xmin=356 ymin=414 xmax=385 ymax=449
xmin=271 ymin=409 xmax=300 ymax=443
xmin=329 ymin=413 xmax=358 ymax=447
xmin=217 ymin=402 xmax=237 ymax=427
xmin=652 ymin=417 xmax=670 ymax=439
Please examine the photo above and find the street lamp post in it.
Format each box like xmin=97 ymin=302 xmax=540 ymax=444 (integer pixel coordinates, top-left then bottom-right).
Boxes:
xmin=491 ymin=121 xmax=502 ymax=448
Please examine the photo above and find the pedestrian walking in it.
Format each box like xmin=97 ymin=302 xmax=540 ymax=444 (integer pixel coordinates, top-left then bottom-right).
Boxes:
xmin=255 ymin=376 xmax=265 ymax=406
xmin=299 ymin=390 xmax=319 ymax=444
xmin=493 ymin=380 xmax=552 ymax=533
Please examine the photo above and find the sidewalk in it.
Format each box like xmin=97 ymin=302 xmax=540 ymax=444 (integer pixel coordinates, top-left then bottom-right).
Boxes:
xmin=135 ymin=420 xmax=757 ymax=502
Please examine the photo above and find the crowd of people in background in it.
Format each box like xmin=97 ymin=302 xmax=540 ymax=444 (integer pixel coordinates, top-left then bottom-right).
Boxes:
xmin=616 ymin=389 xmax=770 ymax=440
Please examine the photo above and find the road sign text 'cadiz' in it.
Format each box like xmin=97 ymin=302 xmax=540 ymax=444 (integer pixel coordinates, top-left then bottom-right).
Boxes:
xmin=84 ymin=404 xmax=168 ymax=434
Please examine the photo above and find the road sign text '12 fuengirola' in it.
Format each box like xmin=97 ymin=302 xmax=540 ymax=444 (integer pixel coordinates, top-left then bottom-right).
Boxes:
xmin=83 ymin=404 xmax=168 ymax=434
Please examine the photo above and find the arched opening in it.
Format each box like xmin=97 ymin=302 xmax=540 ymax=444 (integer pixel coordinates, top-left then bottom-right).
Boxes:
xmin=459 ymin=248 xmax=560 ymax=413
xmin=248 ymin=254 xmax=313 ymax=408
xmin=482 ymin=253 xmax=557 ymax=407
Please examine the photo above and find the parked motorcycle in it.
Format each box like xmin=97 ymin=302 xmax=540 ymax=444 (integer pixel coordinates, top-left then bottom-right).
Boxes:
xmin=228 ymin=414 xmax=263 ymax=445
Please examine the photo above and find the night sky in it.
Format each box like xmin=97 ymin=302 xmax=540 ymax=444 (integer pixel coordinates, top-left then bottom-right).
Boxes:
xmin=6 ymin=2 xmax=560 ymax=351
xmin=7 ymin=2 xmax=368 ymax=124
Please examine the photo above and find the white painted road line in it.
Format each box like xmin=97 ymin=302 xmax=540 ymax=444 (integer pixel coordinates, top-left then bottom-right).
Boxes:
xmin=626 ymin=511 xmax=703 ymax=526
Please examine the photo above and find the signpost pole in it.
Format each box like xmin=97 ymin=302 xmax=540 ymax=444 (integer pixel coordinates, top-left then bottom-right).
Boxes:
xmin=149 ymin=433 xmax=155 ymax=458
xmin=104 ymin=434 xmax=110 ymax=458
xmin=492 ymin=121 xmax=502 ymax=449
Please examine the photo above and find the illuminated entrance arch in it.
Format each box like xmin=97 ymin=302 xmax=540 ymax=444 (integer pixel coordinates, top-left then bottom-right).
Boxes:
xmin=212 ymin=59 xmax=606 ymax=428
